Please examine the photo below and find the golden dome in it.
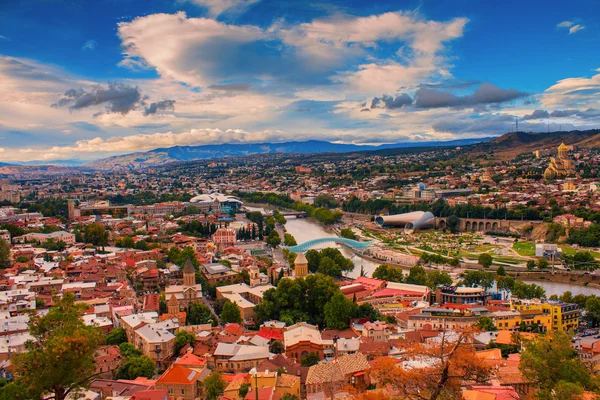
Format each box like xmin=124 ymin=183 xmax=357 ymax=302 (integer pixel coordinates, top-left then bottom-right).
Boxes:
xmin=558 ymin=142 xmax=569 ymax=150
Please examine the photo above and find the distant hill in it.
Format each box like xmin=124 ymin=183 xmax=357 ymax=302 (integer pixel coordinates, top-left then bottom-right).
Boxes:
xmin=85 ymin=138 xmax=491 ymax=170
xmin=472 ymin=129 xmax=600 ymax=159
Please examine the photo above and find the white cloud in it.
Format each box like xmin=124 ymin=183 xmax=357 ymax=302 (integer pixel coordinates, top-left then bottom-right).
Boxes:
xmin=569 ymin=24 xmax=585 ymax=34
xmin=541 ymin=72 xmax=600 ymax=110
xmin=557 ymin=20 xmax=574 ymax=28
xmin=188 ymin=0 xmax=260 ymax=17
xmin=118 ymin=12 xmax=266 ymax=87
xmin=0 ymin=35 xmax=8 ymax=41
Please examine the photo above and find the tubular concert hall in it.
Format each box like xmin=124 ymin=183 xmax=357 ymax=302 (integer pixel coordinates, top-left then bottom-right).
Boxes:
xmin=375 ymin=211 xmax=436 ymax=233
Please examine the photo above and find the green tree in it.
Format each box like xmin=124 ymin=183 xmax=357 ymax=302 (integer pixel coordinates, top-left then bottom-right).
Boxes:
xmin=239 ymin=383 xmax=251 ymax=399
xmin=116 ymin=356 xmax=155 ymax=380
xmin=283 ymin=233 xmax=297 ymax=246
xmin=584 ymin=295 xmax=600 ymax=327
xmin=426 ymin=270 xmax=452 ymax=289
xmin=8 ymin=293 xmax=103 ymax=400
xmin=478 ymin=253 xmax=493 ymax=268
xmin=406 ymin=266 xmax=428 ymax=285
xmin=119 ymin=236 xmax=135 ymax=249
xmin=269 ymin=340 xmax=285 ymax=354
xmin=301 ymin=352 xmax=321 ymax=367
xmin=221 ymin=301 xmax=243 ymax=324
xmin=105 ymin=327 xmax=127 ymax=346
xmin=520 ymin=331 xmax=593 ymax=399
xmin=373 ymin=264 xmax=404 ymax=282
xmin=174 ymin=330 xmax=196 ymax=354
xmin=324 ymin=292 xmax=357 ymax=330
xmin=475 ymin=316 xmax=497 ymax=332
xmin=0 ymin=238 xmax=9 ymax=268
xmin=496 ymin=265 xmax=506 ymax=276
xmin=187 ymin=302 xmax=217 ymax=326
xmin=446 ymin=215 xmax=460 ymax=233
xmin=266 ymin=230 xmax=281 ymax=247
xmin=340 ymin=228 xmax=356 ymax=240
xmin=203 ymin=371 xmax=227 ymax=400
xmin=84 ymin=223 xmax=108 ymax=246
xmin=526 ymin=260 xmax=536 ymax=271
xmin=119 ymin=342 xmax=142 ymax=357
xmin=538 ymin=258 xmax=549 ymax=269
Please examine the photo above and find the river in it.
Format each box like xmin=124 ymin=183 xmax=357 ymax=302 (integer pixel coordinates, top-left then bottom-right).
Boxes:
xmin=523 ymin=281 xmax=600 ymax=297
xmin=248 ymin=206 xmax=600 ymax=294
xmin=283 ymin=216 xmax=381 ymax=278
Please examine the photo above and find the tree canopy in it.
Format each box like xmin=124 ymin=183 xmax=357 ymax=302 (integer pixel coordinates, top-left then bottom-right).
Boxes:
xmin=5 ymin=293 xmax=103 ymax=400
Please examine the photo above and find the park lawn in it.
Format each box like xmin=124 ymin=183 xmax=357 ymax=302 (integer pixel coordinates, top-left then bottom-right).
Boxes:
xmin=493 ymin=256 xmax=522 ymax=265
xmin=513 ymin=241 xmax=536 ymax=257
xmin=560 ymin=244 xmax=600 ymax=258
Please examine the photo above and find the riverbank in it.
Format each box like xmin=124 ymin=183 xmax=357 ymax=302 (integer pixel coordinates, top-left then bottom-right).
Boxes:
xmin=246 ymin=204 xmax=600 ymax=291
xmin=510 ymin=271 xmax=600 ymax=290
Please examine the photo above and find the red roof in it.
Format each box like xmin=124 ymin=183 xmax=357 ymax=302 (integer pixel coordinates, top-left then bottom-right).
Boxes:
xmin=354 ymin=276 xmax=386 ymax=289
xmin=244 ymin=387 xmax=281 ymax=400
xmin=155 ymin=365 xmax=199 ymax=385
xmin=174 ymin=352 xmax=207 ymax=367
xmin=130 ymin=390 xmax=168 ymax=400
xmin=223 ymin=373 xmax=248 ymax=383
xmin=371 ymin=288 xmax=425 ymax=297
xmin=257 ymin=328 xmax=284 ymax=341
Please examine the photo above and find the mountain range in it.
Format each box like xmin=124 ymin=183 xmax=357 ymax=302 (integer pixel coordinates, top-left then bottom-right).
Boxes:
xmin=85 ymin=138 xmax=491 ymax=170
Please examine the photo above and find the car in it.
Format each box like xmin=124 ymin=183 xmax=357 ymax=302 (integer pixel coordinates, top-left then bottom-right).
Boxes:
xmin=566 ymin=268 xmax=571 ymax=271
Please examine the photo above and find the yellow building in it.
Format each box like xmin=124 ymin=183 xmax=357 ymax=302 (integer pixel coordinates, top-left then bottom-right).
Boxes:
xmin=510 ymin=299 xmax=580 ymax=331
xmin=491 ymin=310 xmax=552 ymax=332
xmin=544 ymin=142 xmax=575 ymax=179
xmin=250 ymin=371 xmax=301 ymax=399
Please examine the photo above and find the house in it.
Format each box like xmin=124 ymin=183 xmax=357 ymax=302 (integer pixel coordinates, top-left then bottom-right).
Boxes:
xmin=133 ymin=320 xmax=178 ymax=365
xmin=284 ymin=323 xmax=325 ymax=363
xmin=305 ymin=353 xmax=371 ymax=397
xmin=154 ymin=365 xmax=202 ymax=400
xmin=211 ymin=342 xmax=272 ymax=372
xmin=248 ymin=370 xmax=301 ymax=400
xmin=216 ymin=283 xmax=275 ymax=322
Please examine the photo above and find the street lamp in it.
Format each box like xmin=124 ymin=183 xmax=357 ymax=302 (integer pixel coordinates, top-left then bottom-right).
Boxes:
xmin=249 ymin=367 xmax=259 ymax=400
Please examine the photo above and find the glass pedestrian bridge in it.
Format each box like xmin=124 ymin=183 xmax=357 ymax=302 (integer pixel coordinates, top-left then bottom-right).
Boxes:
xmin=282 ymin=237 xmax=375 ymax=253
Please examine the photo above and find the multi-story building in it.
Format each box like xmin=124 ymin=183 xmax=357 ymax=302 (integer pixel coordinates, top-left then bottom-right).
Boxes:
xmin=212 ymin=228 xmax=236 ymax=250
xmin=133 ymin=321 xmax=177 ymax=365
xmin=216 ymin=283 xmax=275 ymax=322
xmin=491 ymin=309 xmax=552 ymax=332
xmin=154 ymin=365 xmax=202 ymax=400
xmin=14 ymin=231 xmax=76 ymax=245
xmin=510 ymin=299 xmax=580 ymax=331
xmin=435 ymin=286 xmax=491 ymax=305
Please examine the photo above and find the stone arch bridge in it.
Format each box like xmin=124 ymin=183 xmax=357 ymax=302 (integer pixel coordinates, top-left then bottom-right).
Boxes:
xmin=434 ymin=217 xmax=542 ymax=232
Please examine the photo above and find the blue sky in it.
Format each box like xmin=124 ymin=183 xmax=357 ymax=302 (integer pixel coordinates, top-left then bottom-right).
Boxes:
xmin=0 ymin=0 xmax=599 ymax=162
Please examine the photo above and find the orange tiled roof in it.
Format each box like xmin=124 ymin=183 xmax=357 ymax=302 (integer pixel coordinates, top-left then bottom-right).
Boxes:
xmin=155 ymin=365 xmax=199 ymax=385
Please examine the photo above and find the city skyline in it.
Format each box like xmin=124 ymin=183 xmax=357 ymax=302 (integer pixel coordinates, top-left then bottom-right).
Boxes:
xmin=1 ymin=0 xmax=599 ymax=162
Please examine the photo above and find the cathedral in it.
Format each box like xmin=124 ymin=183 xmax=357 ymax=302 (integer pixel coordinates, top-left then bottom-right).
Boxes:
xmin=543 ymin=142 xmax=574 ymax=179
xmin=165 ymin=259 xmax=203 ymax=310
xmin=293 ymin=251 xmax=309 ymax=277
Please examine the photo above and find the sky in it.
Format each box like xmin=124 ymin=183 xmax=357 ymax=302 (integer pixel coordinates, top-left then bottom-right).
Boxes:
xmin=0 ymin=0 xmax=599 ymax=162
